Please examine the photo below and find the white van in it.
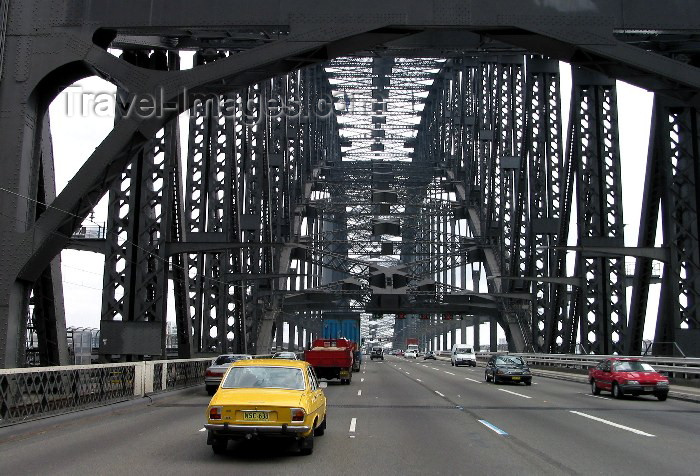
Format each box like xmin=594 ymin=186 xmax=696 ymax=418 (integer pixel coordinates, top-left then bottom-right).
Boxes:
xmin=451 ymin=344 xmax=476 ymax=367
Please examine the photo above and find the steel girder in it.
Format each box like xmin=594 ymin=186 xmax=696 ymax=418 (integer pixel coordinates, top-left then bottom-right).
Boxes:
xmin=568 ymin=70 xmax=628 ymax=356
xmin=183 ymin=63 xmax=339 ymax=355
xmin=100 ymin=51 xmax=179 ymax=361
xmin=26 ymin=117 xmax=69 ymax=366
xmin=629 ymin=97 xmax=700 ymax=356
xmin=520 ymin=58 xmax=565 ymax=353
xmin=414 ymin=56 xmax=533 ymax=352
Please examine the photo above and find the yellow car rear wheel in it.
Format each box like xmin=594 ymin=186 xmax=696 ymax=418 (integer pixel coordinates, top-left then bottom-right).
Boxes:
xmin=299 ymin=433 xmax=314 ymax=455
xmin=211 ymin=438 xmax=227 ymax=454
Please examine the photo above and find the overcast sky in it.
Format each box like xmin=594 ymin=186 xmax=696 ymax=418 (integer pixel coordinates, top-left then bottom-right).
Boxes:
xmin=48 ymin=60 xmax=657 ymax=346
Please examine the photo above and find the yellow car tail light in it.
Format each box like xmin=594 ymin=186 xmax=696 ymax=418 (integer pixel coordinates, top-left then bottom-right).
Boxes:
xmin=290 ymin=408 xmax=305 ymax=422
xmin=209 ymin=406 xmax=223 ymax=420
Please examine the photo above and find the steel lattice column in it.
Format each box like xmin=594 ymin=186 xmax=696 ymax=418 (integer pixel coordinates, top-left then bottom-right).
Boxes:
xmin=569 ymin=69 xmax=627 ymax=355
xmin=641 ymin=99 xmax=700 ymax=356
xmin=100 ymin=50 xmax=178 ymax=360
xmin=519 ymin=58 xmax=565 ymax=352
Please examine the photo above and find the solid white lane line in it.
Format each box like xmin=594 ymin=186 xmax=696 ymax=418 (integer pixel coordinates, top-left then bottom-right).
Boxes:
xmin=498 ymin=389 xmax=532 ymax=399
xmin=349 ymin=418 xmax=357 ymax=433
xmin=444 ymin=371 xmax=455 ymax=376
xmin=357 ymin=390 xmax=362 ymax=396
xmin=416 ymin=378 xmax=422 ymax=382
xmin=435 ymin=390 xmax=445 ymax=397
xmin=360 ymin=378 xmax=365 ymax=382
xmin=478 ymin=420 xmax=508 ymax=435
xmin=570 ymin=411 xmax=655 ymax=437
xmin=464 ymin=377 xmax=482 ymax=384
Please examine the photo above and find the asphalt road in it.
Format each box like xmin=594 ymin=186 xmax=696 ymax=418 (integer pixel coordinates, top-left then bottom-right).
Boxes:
xmin=1 ymin=356 xmax=699 ymax=475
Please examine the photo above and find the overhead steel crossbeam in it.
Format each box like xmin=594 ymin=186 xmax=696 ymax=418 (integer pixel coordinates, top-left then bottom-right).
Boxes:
xmin=327 ymin=57 xmax=444 ymax=162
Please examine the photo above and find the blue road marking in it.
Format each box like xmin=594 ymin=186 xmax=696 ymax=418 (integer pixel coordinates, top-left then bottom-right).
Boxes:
xmin=478 ymin=419 xmax=508 ymax=435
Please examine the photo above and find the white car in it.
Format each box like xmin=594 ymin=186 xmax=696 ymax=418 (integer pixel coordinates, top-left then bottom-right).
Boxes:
xmin=404 ymin=350 xmax=418 ymax=359
xmin=451 ymin=345 xmax=476 ymax=367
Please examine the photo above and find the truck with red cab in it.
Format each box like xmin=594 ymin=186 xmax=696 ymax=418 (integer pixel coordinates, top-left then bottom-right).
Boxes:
xmin=588 ymin=357 xmax=670 ymax=401
xmin=304 ymin=338 xmax=355 ymax=384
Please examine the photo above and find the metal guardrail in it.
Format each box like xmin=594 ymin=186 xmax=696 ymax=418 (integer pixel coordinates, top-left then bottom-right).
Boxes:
xmin=0 ymin=354 xmax=307 ymax=427
xmin=0 ymin=358 xmax=212 ymax=427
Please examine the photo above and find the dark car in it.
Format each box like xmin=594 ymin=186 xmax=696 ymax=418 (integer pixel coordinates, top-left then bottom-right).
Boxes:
xmin=589 ymin=358 xmax=669 ymax=401
xmin=423 ymin=351 xmax=436 ymax=360
xmin=370 ymin=347 xmax=384 ymax=360
xmin=485 ymin=354 xmax=532 ymax=385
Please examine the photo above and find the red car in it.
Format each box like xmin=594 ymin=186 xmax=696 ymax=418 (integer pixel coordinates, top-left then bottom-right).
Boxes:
xmin=589 ymin=358 xmax=670 ymax=401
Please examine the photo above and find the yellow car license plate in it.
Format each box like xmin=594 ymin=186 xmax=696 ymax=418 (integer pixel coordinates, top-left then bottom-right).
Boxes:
xmin=512 ymin=376 xmax=521 ymax=380
xmin=243 ymin=411 xmax=269 ymax=421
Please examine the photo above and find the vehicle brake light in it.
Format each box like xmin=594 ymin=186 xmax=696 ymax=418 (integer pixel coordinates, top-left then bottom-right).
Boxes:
xmin=209 ymin=406 xmax=223 ymax=420
xmin=290 ymin=408 xmax=305 ymax=422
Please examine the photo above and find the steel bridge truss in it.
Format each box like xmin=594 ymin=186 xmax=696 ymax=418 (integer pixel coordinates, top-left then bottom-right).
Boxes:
xmin=3 ymin=1 xmax=700 ymax=368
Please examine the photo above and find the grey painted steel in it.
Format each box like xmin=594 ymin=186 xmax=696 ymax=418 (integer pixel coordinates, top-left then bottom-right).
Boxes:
xmin=2 ymin=1 xmax=700 ymax=367
xmin=569 ymin=70 xmax=628 ymax=356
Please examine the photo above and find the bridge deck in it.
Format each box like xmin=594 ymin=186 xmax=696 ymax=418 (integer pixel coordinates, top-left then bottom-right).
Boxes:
xmin=1 ymin=357 xmax=698 ymax=474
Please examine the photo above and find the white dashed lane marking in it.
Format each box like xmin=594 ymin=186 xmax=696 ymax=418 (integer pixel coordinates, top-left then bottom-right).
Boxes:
xmin=570 ymin=411 xmax=655 ymax=437
xmin=349 ymin=418 xmax=357 ymax=432
xmin=435 ymin=390 xmax=445 ymax=397
xmin=498 ymin=389 xmax=532 ymax=399
xmin=584 ymin=393 xmax=607 ymax=400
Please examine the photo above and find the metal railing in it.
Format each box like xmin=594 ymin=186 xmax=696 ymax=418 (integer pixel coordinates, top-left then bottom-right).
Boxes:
xmin=71 ymin=224 xmax=106 ymax=240
xmin=0 ymin=358 xmax=212 ymax=427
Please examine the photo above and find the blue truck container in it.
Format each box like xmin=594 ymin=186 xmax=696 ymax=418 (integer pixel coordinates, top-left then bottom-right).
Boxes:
xmin=322 ymin=316 xmax=361 ymax=371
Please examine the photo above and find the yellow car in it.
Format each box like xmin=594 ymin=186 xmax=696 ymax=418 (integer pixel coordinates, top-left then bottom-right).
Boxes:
xmin=205 ymin=359 xmax=327 ymax=455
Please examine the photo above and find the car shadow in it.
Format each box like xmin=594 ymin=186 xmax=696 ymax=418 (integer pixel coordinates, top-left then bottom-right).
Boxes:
xmin=216 ymin=438 xmax=303 ymax=460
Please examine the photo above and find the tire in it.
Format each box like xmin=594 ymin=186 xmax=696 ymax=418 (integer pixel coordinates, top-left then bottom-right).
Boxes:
xmin=211 ymin=439 xmax=227 ymax=455
xmin=451 ymin=361 xmax=454 ymax=366
xmin=314 ymin=414 xmax=327 ymax=436
xmin=206 ymin=386 xmax=216 ymax=396
xmin=591 ymin=380 xmax=601 ymax=395
xmin=299 ymin=433 xmax=314 ymax=455
xmin=656 ymin=393 xmax=668 ymax=402
xmin=485 ymin=371 xmax=491 ymax=382
xmin=525 ymin=380 xmax=532 ymax=386
xmin=493 ymin=375 xmax=500 ymax=384
xmin=612 ymin=382 xmax=624 ymax=399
